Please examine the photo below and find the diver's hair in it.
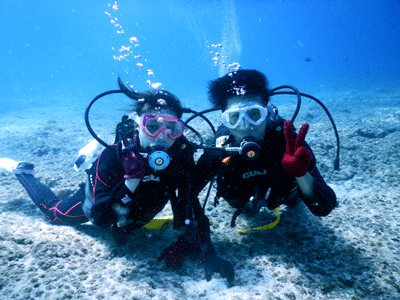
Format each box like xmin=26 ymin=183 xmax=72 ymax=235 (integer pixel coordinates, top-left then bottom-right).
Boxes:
xmin=207 ymin=69 xmax=270 ymax=111
xmin=118 ymin=76 xmax=183 ymax=118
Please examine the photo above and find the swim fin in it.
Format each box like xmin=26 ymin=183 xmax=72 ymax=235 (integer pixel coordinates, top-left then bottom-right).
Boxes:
xmin=142 ymin=216 xmax=173 ymax=229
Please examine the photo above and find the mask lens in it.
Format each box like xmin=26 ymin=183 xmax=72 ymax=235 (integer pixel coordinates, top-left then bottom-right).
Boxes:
xmin=222 ymin=104 xmax=267 ymax=129
xmin=165 ymin=120 xmax=184 ymax=138
xmin=144 ymin=118 xmax=162 ymax=135
xmin=246 ymin=107 xmax=262 ymax=122
xmin=143 ymin=115 xmax=184 ymax=139
xmin=228 ymin=111 xmax=240 ymax=126
xmin=222 ymin=109 xmax=241 ymax=128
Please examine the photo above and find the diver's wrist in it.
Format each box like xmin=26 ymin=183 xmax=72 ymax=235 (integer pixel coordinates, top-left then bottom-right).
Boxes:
xmin=295 ymin=172 xmax=314 ymax=197
xmin=125 ymin=178 xmax=141 ymax=193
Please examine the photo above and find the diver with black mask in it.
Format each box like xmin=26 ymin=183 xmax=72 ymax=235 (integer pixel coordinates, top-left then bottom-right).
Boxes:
xmin=0 ymin=76 xmax=234 ymax=284
xmin=194 ymin=69 xmax=337 ymax=227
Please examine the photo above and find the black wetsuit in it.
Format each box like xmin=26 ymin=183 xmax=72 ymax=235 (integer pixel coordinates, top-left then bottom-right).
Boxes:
xmin=84 ymin=135 xmax=204 ymax=231
xmin=15 ymin=134 xmax=212 ymax=244
xmin=15 ymin=173 xmax=88 ymax=226
xmin=195 ymin=115 xmax=336 ymax=223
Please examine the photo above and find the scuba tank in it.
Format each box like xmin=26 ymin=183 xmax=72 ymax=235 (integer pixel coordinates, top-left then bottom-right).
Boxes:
xmin=74 ymin=138 xmax=102 ymax=172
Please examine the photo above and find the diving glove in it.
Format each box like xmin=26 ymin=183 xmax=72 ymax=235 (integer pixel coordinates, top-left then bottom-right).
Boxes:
xmin=281 ymin=120 xmax=312 ymax=177
xmin=118 ymin=136 xmax=146 ymax=180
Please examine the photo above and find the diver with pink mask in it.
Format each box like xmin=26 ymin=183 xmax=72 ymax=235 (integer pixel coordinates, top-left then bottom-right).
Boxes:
xmin=0 ymin=77 xmax=234 ymax=284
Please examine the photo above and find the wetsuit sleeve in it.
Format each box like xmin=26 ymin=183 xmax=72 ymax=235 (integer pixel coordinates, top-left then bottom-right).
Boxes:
xmin=87 ymin=146 xmax=135 ymax=227
xmin=191 ymin=195 xmax=212 ymax=246
xmin=92 ymin=182 xmax=136 ymax=227
xmin=171 ymin=146 xmax=213 ymax=246
xmin=170 ymin=145 xmax=198 ymax=229
xmin=194 ymin=125 xmax=231 ymax=195
xmin=194 ymin=150 xmax=223 ymax=195
xmin=277 ymin=120 xmax=337 ymax=217
xmin=298 ymin=145 xmax=337 ymax=216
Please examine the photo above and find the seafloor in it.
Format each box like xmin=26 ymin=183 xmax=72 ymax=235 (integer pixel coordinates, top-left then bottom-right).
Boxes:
xmin=0 ymin=85 xmax=399 ymax=300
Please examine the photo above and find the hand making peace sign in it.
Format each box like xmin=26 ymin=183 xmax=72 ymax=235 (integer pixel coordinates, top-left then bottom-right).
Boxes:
xmin=281 ymin=120 xmax=312 ymax=177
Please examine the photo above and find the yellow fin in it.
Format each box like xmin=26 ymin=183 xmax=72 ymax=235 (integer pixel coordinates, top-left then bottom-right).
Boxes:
xmin=238 ymin=208 xmax=280 ymax=234
xmin=143 ymin=216 xmax=173 ymax=229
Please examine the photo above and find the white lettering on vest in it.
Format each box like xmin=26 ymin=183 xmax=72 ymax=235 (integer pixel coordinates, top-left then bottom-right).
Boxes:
xmin=142 ymin=174 xmax=161 ymax=182
xmin=242 ymin=169 xmax=267 ymax=179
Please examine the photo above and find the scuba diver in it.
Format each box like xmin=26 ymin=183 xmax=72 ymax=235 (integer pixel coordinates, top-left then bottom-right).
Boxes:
xmin=0 ymin=77 xmax=234 ymax=284
xmin=194 ymin=69 xmax=337 ymax=227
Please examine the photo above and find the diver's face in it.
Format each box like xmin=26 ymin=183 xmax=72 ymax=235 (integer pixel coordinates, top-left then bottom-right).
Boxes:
xmin=136 ymin=108 xmax=180 ymax=151
xmin=224 ymin=95 xmax=268 ymax=143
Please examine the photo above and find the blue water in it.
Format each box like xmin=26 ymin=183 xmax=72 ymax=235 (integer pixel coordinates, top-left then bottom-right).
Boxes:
xmin=1 ymin=0 xmax=399 ymax=113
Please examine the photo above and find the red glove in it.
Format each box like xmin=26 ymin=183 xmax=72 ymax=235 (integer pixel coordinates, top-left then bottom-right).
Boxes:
xmin=158 ymin=235 xmax=200 ymax=270
xmin=281 ymin=120 xmax=312 ymax=177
